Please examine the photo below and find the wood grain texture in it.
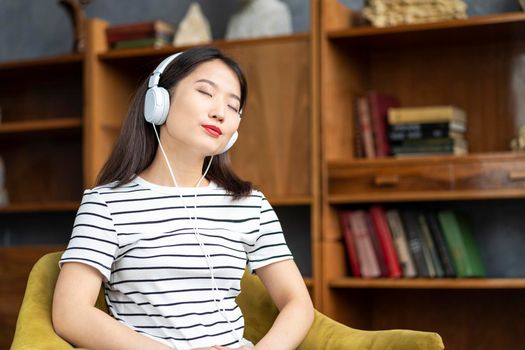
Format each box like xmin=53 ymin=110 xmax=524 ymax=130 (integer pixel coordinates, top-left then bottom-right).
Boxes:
xmin=224 ymin=38 xmax=311 ymax=197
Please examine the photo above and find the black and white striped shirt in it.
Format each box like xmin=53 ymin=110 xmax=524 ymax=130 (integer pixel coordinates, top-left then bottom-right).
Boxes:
xmin=59 ymin=176 xmax=293 ymax=349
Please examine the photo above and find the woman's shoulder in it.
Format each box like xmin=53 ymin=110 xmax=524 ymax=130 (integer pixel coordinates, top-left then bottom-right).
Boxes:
xmin=82 ymin=178 xmax=141 ymax=198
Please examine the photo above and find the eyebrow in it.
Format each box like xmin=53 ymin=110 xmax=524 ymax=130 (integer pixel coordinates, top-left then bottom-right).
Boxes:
xmin=194 ymin=79 xmax=241 ymax=103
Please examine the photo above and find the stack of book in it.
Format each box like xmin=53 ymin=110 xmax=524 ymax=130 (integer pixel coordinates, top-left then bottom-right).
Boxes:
xmin=388 ymin=105 xmax=468 ymax=157
xmin=338 ymin=206 xmax=486 ymax=279
xmin=106 ymin=20 xmax=176 ymax=49
xmin=363 ymin=0 xmax=468 ymax=27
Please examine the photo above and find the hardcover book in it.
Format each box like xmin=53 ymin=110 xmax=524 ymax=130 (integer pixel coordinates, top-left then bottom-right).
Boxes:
xmin=385 ymin=209 xmax=417 ymax=278
xmin=437 ymin=210 xmax=486 ymax=278
xmin=388 ymin=105 xmax=467 ymax=125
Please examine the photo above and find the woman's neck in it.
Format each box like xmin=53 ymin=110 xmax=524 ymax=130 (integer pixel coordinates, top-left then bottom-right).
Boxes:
xmin=140 ymin=148 xmax=209 ymax=188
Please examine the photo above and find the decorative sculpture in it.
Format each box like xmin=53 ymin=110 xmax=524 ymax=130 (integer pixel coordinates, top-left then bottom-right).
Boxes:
xmin=173 ymin=2 xmax=212 ymax=47
xmin=59 ymin=0 xmax=91 ymax=52
xmin=225 ymin=0 xmax=292 ymax=40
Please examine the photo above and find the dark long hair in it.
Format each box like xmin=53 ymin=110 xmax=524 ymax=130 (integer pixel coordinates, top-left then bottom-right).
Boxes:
xmin=96 ymin=47 xmax=253 ymax=199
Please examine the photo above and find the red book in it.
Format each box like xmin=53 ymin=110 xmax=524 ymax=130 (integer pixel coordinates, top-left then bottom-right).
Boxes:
xmin=349 ymin=211 xmax=381 ymax=278
xmin=370 ymin=206 xmax=402 ymax=277
xmin=106 ymin=20 xmax=175 ymax=43
xmin=338 ymin=211 xmax=362 ymax=277
xmin=367 ymin=91 xmax=400 ymax=157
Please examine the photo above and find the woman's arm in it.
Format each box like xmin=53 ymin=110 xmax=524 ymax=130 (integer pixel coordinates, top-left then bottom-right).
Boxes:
xmin=252 ymin=260 xmax=314 ymax=350
xmin=52 ymin=262 xmax=173 ymax=350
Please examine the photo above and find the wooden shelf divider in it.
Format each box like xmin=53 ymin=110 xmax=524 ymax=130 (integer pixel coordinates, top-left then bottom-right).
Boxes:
xmin=329 ymin=278 xmax=525 ymax=289
xmin=0 ymin=118 xmax=82 ymax=134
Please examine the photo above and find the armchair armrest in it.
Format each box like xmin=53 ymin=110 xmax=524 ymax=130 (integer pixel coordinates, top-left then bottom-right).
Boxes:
xmin=299 ymin=311 xmax=444 ymax=350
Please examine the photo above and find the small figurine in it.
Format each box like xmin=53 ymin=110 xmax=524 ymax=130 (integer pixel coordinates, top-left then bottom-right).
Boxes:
xmin=510 ymin=124 xmax=525 ymax=151
xmin=173 ymin=2 xmax=212 ymax=46
xmin=59 ymin=0 xmax=91 ymax=53
xmin=225 ymin=0 xmax=292 ymax=40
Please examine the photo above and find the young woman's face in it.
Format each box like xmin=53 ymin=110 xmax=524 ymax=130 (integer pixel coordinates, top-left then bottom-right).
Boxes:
xmin=164 ymin=59 xmax=242 ymax=156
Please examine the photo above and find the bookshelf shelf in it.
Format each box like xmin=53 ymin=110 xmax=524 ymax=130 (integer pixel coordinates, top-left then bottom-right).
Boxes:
xmin=329 ymin=278 xmax=525 ymax=289
xmin=0 ymin=201 xmax=80 ymax=213
xmin=0 ymin=53 xmax=83 ymax=70
xmin=326 ymin=12 xmax=525 ymax=48
xmin=327 ymin=152 xmax=525 ymax=203
xmin=267 ymin=195 xmax=312 ymax=206
xmin=0 ymin=118 xmax=82 ymax=134
xmin=98 ymin=33 xmax=310 ymax=61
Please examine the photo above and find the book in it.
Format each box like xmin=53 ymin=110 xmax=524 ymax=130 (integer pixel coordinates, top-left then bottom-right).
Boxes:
xmin=349 ymin=211 xmax=381 ymax=278
xmin=356 ymin=96 xmax=376 ymax=159
xmin=388 ymin=121 xmax=466 ymax=141
xmin=385 ymin=209 xmax=417 ymax=278
xmin=338 ymin=211 xmax=362 ymax=277
xmin=417 ymin=212 xmax=445 ymax=278
xmin=392 ymin=137 xmax=468 ymax=156
xmin=365 ymin=211 xmax=389 ymax=277
xmin=388 ymin=105 xmax=467 ymax=125
xmin=367 ymin=91 xmax=400 ymax=157
xmin=437 ymin=210 xmax=486 ymax=278
xmin=370 ymin=206 xmax=402 ymax=278
xmin=113 ymin=37 xmax=172 ymax=49
xmin=107 ymin=30 xmax=174 ymax=44
xmin=400 ymin=210 xmax=432 ymax=277
xmin=425 ymin=212 xmax=456 ymax=277
xmin=106 ymin=20 xmax=175 ymax=41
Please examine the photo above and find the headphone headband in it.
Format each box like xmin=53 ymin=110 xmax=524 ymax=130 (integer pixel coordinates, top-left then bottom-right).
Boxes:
xmin=148 ymin=52 xmax=183 ymax=88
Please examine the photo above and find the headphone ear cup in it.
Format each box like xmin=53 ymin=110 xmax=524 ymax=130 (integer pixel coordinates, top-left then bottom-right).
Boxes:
xmin=144 ymin=86 xmax=170 ymax=125
xmin=220 ymin=131 xmax=238 ymax=154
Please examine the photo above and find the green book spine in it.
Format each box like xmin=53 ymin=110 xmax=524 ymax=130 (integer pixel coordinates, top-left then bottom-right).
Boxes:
xmin=437 ymin=210 xmax=486 ymax=278
xmin=113 ymin=37 xmax=169 ymax=49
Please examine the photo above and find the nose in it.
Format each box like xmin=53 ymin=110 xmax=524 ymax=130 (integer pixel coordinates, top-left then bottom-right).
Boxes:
xmin=210 ymin=100 xmax=226 ymax=122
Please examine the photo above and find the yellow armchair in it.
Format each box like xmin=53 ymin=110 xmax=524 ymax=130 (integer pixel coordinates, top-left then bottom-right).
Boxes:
xmin=11 ymin=252 xmax=444 ymax=350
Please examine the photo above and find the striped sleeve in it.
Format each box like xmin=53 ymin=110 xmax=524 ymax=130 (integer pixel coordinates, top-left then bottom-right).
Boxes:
xmin=59 ymin=190 xmax=118 ymax=282
xmin=246 ymin=196 xmax=293 ymax=273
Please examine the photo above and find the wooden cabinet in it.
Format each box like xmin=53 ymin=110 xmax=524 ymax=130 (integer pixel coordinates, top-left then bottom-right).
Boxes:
xmin=317 ymin=1 xmax=525 ymax=349
xmin=0 ymin=54 xmax=84 ymax=349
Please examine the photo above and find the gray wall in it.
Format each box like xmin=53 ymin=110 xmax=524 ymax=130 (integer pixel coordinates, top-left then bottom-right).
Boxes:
xmin=1 ymin=0 xmax=522 ymax=62
xmin=0 ymin=0 xmax=310 ymax=62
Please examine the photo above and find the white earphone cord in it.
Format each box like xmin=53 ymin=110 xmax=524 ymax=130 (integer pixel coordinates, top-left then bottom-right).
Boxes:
xmin=151 ymin=124 xmax=241 ymax=344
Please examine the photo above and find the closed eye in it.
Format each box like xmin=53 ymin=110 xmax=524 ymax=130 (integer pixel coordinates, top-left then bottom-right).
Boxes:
xmin=228 ymin=105 xmax=239 ymax=113
xmin=198 ymin=90 xmax=212 ymax=97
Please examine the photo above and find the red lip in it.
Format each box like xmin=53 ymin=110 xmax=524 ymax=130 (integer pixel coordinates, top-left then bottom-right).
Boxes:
xmin=202 ymin=125 xmax=222 ymax=136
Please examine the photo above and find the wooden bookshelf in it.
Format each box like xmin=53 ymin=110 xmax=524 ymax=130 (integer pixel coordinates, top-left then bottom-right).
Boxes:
xmin=318 ymin=1 xmax=525 ymax=349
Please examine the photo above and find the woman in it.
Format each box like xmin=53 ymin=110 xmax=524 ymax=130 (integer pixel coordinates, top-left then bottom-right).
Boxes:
xmin=52 ymin=47 xmax=313 ymax=350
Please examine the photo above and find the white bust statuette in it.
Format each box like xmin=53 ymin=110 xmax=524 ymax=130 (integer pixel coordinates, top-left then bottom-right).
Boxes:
xmin=226 ymin=0 xmax=292 ymax=40
xmin=173 ymin=2 xmax=212 ymax=46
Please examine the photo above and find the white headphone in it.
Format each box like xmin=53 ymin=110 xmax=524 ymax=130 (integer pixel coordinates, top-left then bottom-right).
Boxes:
xmin=144 ymin=52 xmax=240 ymax=154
